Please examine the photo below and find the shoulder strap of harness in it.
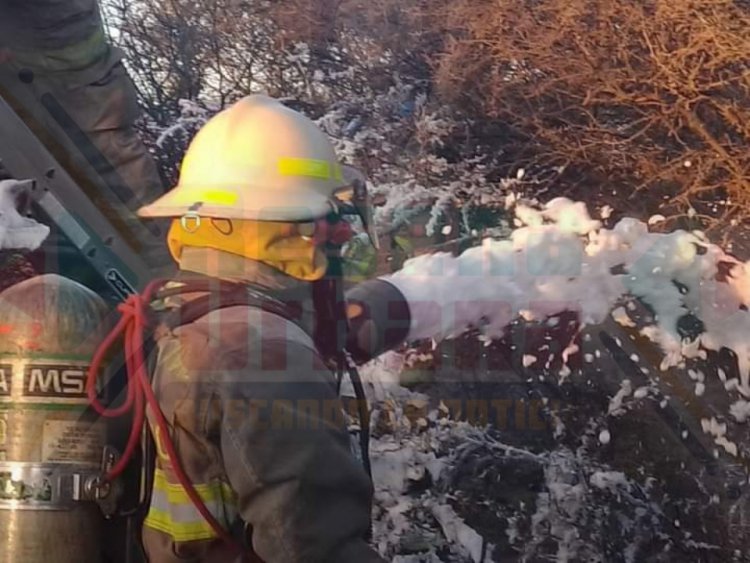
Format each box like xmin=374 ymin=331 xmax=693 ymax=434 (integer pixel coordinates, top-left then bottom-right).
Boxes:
xmin=157 ymin=278 xmax=304 ymax=333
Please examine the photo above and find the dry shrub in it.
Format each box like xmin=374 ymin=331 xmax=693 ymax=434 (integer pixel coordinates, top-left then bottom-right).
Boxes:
xmin=108 ymin=0 xmax=750 ymax=236
xmin=285 ymin=0 xmax=750 ymax=230
xmin=268 ymin=0 xmax=341 ymax=48
xmin=425 ymin=0 xmax=750 ymax=231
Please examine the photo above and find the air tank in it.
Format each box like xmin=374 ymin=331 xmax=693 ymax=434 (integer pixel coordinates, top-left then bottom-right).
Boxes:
xmin=0 ymin=274 xmax=110 ymax=562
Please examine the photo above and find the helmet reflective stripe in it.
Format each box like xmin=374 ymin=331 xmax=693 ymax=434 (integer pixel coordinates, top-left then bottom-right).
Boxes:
xmin=278 ymin=158 xmax=343 ymax=181
xmin=202 ymin=190 xmax=239 ymax=206
xmin=144 ymin=468 xmax=238 ymax=542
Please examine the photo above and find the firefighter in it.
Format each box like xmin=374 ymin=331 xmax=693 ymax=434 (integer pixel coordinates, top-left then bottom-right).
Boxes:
xmin=0 ymin=0 xmax=164 ymax=213
xmin=135 ymin=94 xmax=412 ymax=562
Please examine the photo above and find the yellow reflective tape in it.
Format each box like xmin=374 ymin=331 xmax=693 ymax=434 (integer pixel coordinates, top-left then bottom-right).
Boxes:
xmin=152 ymin=468 xmax=236 ymax=505
xmin=278 ymin=158 xmax=335 ymax=180
xmin=144 ymin=507 xmax=217 ymax=542
xmin=202 ymin=190 xmax=238 ymax=206
xmin=11 ymin=28 xmax=109 ymax=73
xmin=145 ymin=468 xmax=237 ymax=542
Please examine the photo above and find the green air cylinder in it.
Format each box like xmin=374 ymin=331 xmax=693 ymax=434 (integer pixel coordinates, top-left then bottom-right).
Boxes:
xmin=0 ymin=274 xmax=110 ymax=563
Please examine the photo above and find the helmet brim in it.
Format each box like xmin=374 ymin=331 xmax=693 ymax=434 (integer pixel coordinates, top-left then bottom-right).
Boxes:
xmin=138 ymin=181 xmax=338 ymax=222
xmin=138 ymin=165 xmax=370 ymax=224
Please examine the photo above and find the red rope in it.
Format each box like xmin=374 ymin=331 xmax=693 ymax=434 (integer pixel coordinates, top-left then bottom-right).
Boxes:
xmin=85 ymin=280 xmax=245 ymax=555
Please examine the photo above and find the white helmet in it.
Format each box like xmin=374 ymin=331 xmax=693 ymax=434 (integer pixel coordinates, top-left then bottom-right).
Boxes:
xmin=138 ymin=95 xmax=370 ymax=228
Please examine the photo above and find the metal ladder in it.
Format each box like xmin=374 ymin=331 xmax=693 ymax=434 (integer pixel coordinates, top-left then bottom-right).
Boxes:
xmin=0 ymin=67 xmax=167 ymax=299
